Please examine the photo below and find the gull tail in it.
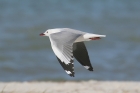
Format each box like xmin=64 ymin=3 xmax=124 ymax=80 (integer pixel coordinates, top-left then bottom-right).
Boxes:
xmin=84 ymin=33 xmax=106 ymax=40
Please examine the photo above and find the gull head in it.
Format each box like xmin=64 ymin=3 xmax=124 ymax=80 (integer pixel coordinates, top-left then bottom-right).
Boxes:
xmin=40 ymin=28 xmax=61 ymax=36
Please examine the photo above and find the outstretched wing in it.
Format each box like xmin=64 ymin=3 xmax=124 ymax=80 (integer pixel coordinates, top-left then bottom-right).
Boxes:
xmin=49 ymin=31 xmax=81 ymax=77
xmin=51 ymin=43 xmax=74 ymax=77
xmin=73 ymin=42 xmax=93 ymax=71
xmin=56 ymin=56 xmax=74 ymax=77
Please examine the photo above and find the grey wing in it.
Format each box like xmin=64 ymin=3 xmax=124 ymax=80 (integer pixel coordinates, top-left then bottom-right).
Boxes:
xmin=49 ymin=31 xmax=81 ymax=77
xmin=73 ymin=42 xmax=93 ymax=71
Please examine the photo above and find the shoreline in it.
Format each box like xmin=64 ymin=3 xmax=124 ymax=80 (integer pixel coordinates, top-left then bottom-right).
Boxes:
xmin=0 ymin=80 xmax=140 ymax=93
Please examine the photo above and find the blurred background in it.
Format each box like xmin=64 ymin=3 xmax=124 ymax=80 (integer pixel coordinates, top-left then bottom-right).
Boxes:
xmin=0 ymin=0 xmax=140 ymax=81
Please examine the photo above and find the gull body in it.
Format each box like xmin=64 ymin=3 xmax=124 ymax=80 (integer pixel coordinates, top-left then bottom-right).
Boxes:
xmin=40 ymin=28 xmax=106 ymax=77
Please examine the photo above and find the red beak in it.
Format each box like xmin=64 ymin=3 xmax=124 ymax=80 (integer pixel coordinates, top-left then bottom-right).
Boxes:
xmin=40 ymin=33 xmax=45 ymax=36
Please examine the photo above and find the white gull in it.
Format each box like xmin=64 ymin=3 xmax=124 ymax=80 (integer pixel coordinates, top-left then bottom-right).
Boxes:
xmin=40 ymin=28 xmax=106 ymax=77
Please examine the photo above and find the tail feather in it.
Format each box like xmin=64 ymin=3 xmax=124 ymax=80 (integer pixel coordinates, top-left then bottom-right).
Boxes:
xmin=84 ymin=33 xmax=106 ymax=39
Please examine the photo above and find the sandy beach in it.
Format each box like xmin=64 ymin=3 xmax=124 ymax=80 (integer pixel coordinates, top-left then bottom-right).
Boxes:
xmin=0 ymin=80 xmax=139 ymax=93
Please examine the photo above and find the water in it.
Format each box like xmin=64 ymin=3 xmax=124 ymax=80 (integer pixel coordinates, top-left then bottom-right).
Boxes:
xmin=0 ymin=0 xmax=140 ymax=81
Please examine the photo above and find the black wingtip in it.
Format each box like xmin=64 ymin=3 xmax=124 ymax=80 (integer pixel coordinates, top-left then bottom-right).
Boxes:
xmin=56 ymin=56 xmax=75 ymax=77
xmin=70 ymin=74 xmax=75 ymax=77
xmin=68 ymin=71 xmax=75 ymax=77
xmin=88 ymin=66 xmax=94 ymax=71
xmin=88 ymin=67 xmax=94 ymax=71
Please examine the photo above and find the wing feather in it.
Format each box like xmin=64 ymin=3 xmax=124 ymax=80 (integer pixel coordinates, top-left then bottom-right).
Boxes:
xmin=73 ymin=42 xmax=93 ymax=71
xmin=49 ymin=31 xmax=81 ymax=77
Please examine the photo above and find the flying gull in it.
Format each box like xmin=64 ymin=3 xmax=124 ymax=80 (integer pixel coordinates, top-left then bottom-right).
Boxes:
xmin=40 ymin=28 xmax=106 ymax=77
